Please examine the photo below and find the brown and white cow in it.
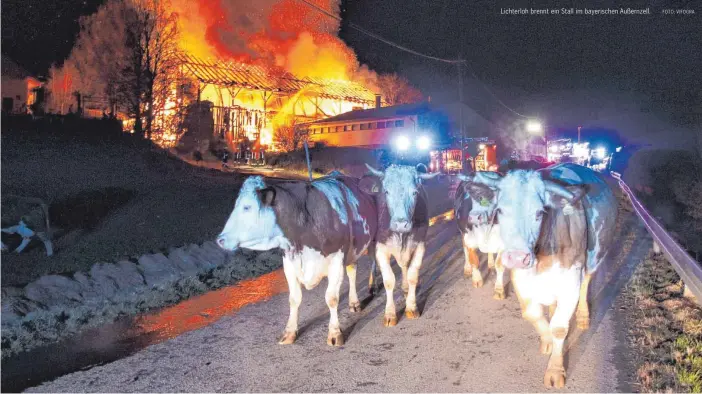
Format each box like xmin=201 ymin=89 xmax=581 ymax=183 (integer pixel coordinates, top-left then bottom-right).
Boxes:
xmin=479 ymin=163 xmax=617 ymax=388
xmin=217 ymin=173 xmax=378 ymax=346
xmin=362 ymin=164 xmax=439 ymax=326
xmin=454 ymin=172 xmax=505 ymax=298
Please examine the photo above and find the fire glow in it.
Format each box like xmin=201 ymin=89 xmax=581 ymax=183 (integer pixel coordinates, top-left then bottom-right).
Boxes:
xmin=154 ymin=0 xmax=382 ymax=151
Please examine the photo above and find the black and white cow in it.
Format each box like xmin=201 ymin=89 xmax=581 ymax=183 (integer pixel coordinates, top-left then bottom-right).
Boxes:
xmin=362 ymin=164 xmax=439 ymax=326
xmin=217 ymin=173 xmax=378 ymax=346
xmin=478 ymin=163 xmax=618 ymax=388
xmin=454 ymin=172 xmax=505 ymax=298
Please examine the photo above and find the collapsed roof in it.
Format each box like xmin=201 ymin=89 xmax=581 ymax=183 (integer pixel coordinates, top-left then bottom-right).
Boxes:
xmin=177 ymin=54 xmax=378 ymax=105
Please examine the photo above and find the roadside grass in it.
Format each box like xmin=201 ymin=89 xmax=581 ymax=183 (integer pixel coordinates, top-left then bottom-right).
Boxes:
xmin=625 ymin=252 xmax=702 ymax=392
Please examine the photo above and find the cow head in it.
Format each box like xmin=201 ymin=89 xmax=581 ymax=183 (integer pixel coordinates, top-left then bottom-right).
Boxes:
xmin=216 ymin=176 xmax=287 ymax=252
xmin=457 ymin=172 xmax=501 ymax=229
xmin=488 ymin=170 xmax=586 ymax=269
xmin=364 ymin=163 xmax=439 ymax=233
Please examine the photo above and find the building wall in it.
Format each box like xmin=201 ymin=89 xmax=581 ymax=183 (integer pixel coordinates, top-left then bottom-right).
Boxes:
xmin=307 ymin=115 xmax=417 ymax=148
xmin=1 ymin=77 xmax=40 ymax=113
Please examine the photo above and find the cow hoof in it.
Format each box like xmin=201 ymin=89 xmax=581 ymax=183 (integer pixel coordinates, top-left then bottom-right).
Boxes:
xmin=278 ymin=331 xmax=297 ymax=345
xmin=349 ymin=302 xmax=361 ymax=313
xmin=540 ymin=339 xmax=553 ymax=355
xmin=576 ymin=316 xmax=590 ymax=330
xmin=327 ymin=331 xmax=344 ymax=347
xmin=472 ymin=279 xmax=484 ymax=288
xmin=493 ymin=288 xmax=505 ymax=300
xmin=463 ymin=270 xmax=472 ymax=279
xmin=544 ymin=367 xmax=566 ymax=388
xmin=405 ymin=309 xmax=420 ymax=319
xmin=383 ymin=314 xmax=398 ymax=327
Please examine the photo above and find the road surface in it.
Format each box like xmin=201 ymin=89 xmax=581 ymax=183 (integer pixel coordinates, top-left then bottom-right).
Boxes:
xmin=14 ymin=199 xmax=650 ymax=392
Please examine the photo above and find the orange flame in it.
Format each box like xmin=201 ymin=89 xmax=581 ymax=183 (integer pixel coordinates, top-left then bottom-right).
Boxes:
xmin=170 ymin=0 xmax=374 ymax=84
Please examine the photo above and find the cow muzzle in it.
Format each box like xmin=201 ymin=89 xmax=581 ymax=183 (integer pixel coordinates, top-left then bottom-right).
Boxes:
xmin=502 ymin=250 xmax=533 ymax=269
xmin=390 ymin=220 xmax=412 ymax=233
xmin=216 ymin=234 xmax=237 ymax=251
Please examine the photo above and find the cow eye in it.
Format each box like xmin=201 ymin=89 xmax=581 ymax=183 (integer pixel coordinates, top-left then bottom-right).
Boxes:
xmin=412 ymin=190 xmax=418 ymax=196
xmin=385 ymin=190 xmax=389 ymax=195
xmin=243 ymin=205 xmax=251 ymax=212
xmin=536 ymin=211 xmax=544 ymax=219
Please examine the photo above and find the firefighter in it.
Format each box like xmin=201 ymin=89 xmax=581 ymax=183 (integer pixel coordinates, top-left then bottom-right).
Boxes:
xmin=221 ymin=149 xmax=230 ymax=170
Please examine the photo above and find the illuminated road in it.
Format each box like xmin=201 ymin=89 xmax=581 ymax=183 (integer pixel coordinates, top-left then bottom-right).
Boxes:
xmin=5 ymin=176 xmax=651 ymax=392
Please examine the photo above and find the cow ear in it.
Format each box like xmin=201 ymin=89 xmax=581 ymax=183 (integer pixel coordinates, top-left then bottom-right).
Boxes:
xmin=257 ymin=187 xmax=276 ymax=206
xmin=359 ymin=175 xmax=381 ymax=195
xmin=466 ymin=182 xmax=495 ymax=203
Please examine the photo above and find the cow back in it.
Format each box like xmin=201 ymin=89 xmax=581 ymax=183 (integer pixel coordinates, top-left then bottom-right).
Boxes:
xmin=541 ymin=163 xmax=618 ymax=273
xmin=334 ymin=175 xmax=378 ymax=262
xmin=270 ymin=181 xmax=347 ymax=256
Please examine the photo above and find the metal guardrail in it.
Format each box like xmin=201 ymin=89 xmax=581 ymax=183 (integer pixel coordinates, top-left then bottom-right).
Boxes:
xmin=611 ymin=171 xmax=702 ymax=303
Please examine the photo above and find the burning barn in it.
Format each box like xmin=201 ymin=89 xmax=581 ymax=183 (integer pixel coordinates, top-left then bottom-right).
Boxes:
xmin=166 ymin=54 xmax=380 ymax=155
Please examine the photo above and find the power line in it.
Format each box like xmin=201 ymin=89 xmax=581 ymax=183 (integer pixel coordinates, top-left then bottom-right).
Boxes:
xmin=298 ymin=0 xmax=531 ymax=119
xmin=462 ymin=61 xmax=529 ymax=118
xmin=296 ymin=0 xmax=464 ymax=64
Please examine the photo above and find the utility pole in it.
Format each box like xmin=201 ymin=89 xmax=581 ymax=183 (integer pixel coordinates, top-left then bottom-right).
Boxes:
xmin=457 ymin=61 xmax=465 ymax=173
xmin=577 ymin=126 xmax=581 ymax=143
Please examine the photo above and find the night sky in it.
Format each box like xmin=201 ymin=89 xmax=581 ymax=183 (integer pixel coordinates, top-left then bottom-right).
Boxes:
xmin=3 ymin=0 xmax=700 ymax=142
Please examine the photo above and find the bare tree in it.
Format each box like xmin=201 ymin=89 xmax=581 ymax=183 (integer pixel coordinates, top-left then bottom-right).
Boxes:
xmin=275 ymin=116 xmax=307 ymax=152
xmin=48 ymin=0 xmax=178 ymax=138
xmin=126 ymin=0 xmax=179 ymax=139
xmin=377 ymin=73 xmax=423 ymax=105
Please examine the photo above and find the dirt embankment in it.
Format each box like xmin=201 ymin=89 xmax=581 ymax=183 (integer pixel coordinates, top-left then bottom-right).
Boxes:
xmin=1 ymin=128 xmax=245 ymax=286
xmin=623 ymin=252 xmax=702 ymax=392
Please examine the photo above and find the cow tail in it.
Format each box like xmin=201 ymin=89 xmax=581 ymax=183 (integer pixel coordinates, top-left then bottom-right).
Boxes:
xmin=368 ymin=242 xmax=378 ymax=295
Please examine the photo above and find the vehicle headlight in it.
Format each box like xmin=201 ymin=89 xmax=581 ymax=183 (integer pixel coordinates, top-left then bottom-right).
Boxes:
xmin=393 ymin=135 xmax=411 ymax=151
xmin=416 ymin=135 xmax=431 ymax=151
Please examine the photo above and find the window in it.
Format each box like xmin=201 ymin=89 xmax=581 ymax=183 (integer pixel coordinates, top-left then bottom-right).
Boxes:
xmin=360 ymin=123 xmax=367 ymax=130
xmin=395 ymin=120 xmax=404 ymax=127
xmin=336 ymin=126 xmax=342 ymax=132
xmin=377 ymin=122 xmax=386 ymax=129
xmin=386 ymin=121 xmax=394 ymax=128
xmin=351 ymin=124 xmax=357 ymax=131
xmin=344 ymin=125 xmax=348 ymax=131
xmin=368 ymin=123 xmax=374 ymax=129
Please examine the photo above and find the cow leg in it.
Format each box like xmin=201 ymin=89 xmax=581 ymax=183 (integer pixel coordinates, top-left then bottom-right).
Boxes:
xmin=523 ymin=301 xmax=553 ymax=355
xmin=470 ymin=248 xmax=483 ymax=288
xmin=400 ymin=264 xmax=409 ymax=296
xmin=346 ymin=263 xmax=361 ymax=313
xmin=326 ymin=255 xmax=345 ymax=346
xmin=36 ymin=232 xmax=53 ymax=257
xmin=576 ymin=273 xmax=592 ymax=330
xmin=405 ymin=242 xmax=425 ymax=319
xmin=14 ymin=237 xmax=32 ymax=254
xmin=548 ymin=303 xmax=557 ymax=320
xmin=279 ymin=257 xmax=302 ymax=345
xmin=488 ymin=252 xmax=495 ymax=270
xmin=493 ymin=253 xmax=506 ymax=300
xmin=462 ymin=236 xmax=473 ymax=278
xmin=544 ymin=283 xmax=580 ymax=388
xmin=376 ymin=244 xmax=397 ymax=327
